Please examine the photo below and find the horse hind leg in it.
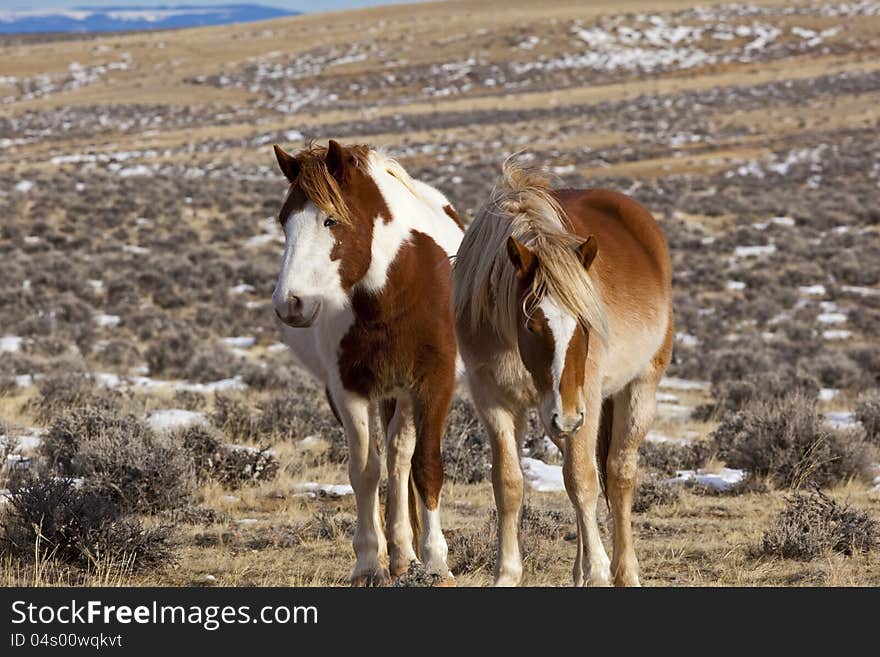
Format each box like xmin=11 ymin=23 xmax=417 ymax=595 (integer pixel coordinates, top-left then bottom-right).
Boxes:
xmin=382 ymin=397 xmax=420 ymax=578
xmin=607 ymin=372 xmax=661 ymax=587
xmin=411 ymin=388 xmax=453 ymax=583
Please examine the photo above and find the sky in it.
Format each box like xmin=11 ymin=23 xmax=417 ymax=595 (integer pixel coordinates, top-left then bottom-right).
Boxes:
xmin=2 ymin=1 xmax=427 ymax=11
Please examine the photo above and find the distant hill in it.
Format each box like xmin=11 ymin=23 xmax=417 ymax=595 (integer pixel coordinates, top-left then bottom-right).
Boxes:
xmin=0 ymin=4 xmax=298 ymax=34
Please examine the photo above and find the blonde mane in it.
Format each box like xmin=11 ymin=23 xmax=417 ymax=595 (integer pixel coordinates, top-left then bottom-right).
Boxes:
xmin=452 ymin=159 xmax=608 ymax=346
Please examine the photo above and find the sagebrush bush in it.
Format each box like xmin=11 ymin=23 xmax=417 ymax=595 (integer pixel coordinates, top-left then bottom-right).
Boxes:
xmin=42 ymin=408 xmax=194 ymax=512
xmin=0 ymin=477 xmax=172 ymax=571
xmin=632 ymin=478 xmax=681 ymax=512
xmin=28 ymin=372 xmax=135 ymax=424
xmin=855 ymin=391 xmax=880 ymax=446
xmin=712 ymin=393 xmax=874 ymax=488
xmin=638 ymin=440 xmax=714 ymax=476
xmin=761 ymin=491 xmax=877 ymax=559
xmin=448 ymin=505 xmax=568 ymax=577
xmin=442 ymin=398 xmax=490 ymax=484
xmin=177 ymin=425 xmax=279 ymax=488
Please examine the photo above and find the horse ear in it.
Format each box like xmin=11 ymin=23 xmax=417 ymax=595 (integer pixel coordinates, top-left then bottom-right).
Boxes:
xmin=273 ymin=144 xmax=300 ymax=181
xmin=326 ymin=139 xmax=349 ymax=183
xmin=507 ymin=236 xmax=538 ymax=282
xmin=576 ymin=236 xmax=598 ymax=271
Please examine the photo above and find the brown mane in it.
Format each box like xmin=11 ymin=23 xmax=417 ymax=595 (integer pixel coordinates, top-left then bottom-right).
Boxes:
xmin=288 ymin=141 xmax=374 ymax=226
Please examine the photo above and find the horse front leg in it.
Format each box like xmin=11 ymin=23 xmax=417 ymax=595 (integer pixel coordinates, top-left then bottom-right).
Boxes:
xmin=383 ymin=397 xmax=419 ymax=578
xmin=469 ymin=376 xmax=527 ymax=586
xmin=334 ymin=389 xmax=389 ymax=586
xmin=562 ymin=382 xmax=612 ymax=587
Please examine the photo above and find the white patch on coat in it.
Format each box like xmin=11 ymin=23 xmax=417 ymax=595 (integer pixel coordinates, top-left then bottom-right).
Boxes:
xmin=538 ymin=295 xmax=578 ymax=414
xmin=361 ymin=154 xmax=462 ymax=293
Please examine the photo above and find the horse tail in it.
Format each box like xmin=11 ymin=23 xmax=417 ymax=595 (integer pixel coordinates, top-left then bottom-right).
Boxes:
xmin=408 ymin=471 xmax=422 ymax=559
xmin=597 ymin=397 xmax=614 ymax=507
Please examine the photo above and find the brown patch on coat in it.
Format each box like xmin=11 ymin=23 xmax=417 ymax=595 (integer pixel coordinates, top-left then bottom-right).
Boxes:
xmin=443 ymin=204 xmax=464 ymax=230
xmin=337 ymin=230 xmax=456 ymax=508
xmin=278 ymin=184 xmax=307 ymax=225
xmin=560 ymin=327 xmax=587 ymax=416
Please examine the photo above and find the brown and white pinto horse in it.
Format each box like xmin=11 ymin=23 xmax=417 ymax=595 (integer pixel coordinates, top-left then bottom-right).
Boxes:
xmin=270 ymin=140 xmax=463 ymax=585
xmin=452 ymin=161 xmax=673 ymax=586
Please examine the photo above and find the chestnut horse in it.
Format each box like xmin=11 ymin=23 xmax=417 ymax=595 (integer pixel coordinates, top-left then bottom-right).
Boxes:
xmin=271 ymin=140 xmax=463 ymax=585
xmin=452 ymin=161 xmax=673 ymax=586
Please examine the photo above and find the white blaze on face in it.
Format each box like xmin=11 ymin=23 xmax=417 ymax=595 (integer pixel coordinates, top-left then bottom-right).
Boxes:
xmin=538 ymin=295 xmax=578 ymax=421
xmin=272 ymin=199 xmax=343 ymax=315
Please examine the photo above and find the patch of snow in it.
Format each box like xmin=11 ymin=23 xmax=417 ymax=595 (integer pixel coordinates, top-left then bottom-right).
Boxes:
xmin=825 ymin=411 xmax=857 ymax=430
xmin=660 ymin=377 xmax=710 ymax=392
xmin=656 ymin=392 xmax=679 ymax=404
xmin=147 ymin=409 xmax=207 ymax=432
xmin=14 ymin=180 xmax=34 ymax=193
xmin=726 ymin=280 xmax=746 ymax=291
xmin=645 ymin=431 xmax=692 ymax=444
xmin=734 ymin=244 xmax=776 ymax=257
xmin=770 ymin=216 xmax=795 ymax=226
xmin=818 ymin=388 xmax=839 ymax=402
xmin=94 ymin=313 xmax=121 ymax=327
xmin=229 ymin=283 xmax=255 ymax=295
xmin=665 ymin=467 xmax=745 ymax=491
xmin=521 ymin=457 xmax=565 ymax=493
xmin=799 ymin=284 xmax=826 ymax=296
xmin=841 ymin=285 xmax=880 ymax=298
xmin=822 ymin=329 xmax=852 ymax=341
xmin=0 ymin=336 xmax=25 ymax=353
xmin=294 ymin=482 xmax=354 ymax=498
xmin=817 ymin=312 xmax=847 ymax=325
xmin=675 ymin=332 xmax=700 ymax=347
xmin=658 ymin=403 xmax=692 ymax=419
xmin=298 ymin=435 xmax=323 ymax=449
xmin=221 ymin=336 xmax=255 ymax=349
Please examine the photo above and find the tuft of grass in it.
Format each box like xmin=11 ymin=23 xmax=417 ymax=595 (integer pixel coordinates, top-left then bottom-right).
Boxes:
xmin=761 ymin=490 xmax=877 ymax=559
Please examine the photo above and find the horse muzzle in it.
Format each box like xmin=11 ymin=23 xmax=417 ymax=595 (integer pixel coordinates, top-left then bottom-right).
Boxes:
xmin=274 ymin=294 xmax=321 ymax=328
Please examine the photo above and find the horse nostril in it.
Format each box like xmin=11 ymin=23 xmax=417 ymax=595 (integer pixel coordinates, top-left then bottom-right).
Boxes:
xmin=287 ymin=294 xmax=303 ymax=317
xmin=573 ymin=412 xmax=585 ymax=431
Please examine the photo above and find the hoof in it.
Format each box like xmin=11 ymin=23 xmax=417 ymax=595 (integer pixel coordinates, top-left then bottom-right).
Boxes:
xmin=350 ymin=567 xmax=391 ymax=587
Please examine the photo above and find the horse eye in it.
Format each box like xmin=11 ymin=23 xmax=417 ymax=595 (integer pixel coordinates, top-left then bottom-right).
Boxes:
xmin=525 ymin=320 xmax=537 ymax=334
xmin=323 ymin=217 xmax=337 ymax=228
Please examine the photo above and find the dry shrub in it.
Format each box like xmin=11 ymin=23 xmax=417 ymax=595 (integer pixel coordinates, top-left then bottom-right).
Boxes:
xmin=28 ymin=372 xmax=136 ymax=424
xmin=394 ymin=561 xmax=446 ymax=587
xmin=42 ymin=408 xmax=194 ymax=513
xmin=448 ymin=505 xmax=569 ymax=576
xmin=638 ymin=440 xmax=714 ymax=476
xmin=176 ymin=425 xmax=279 ymax=488
xmin=212 ymin=389 xmax=339 ymax=447
xmin=855 ymin=391 xmax=880 ymax=446
xmin=633 ymin=478 xmax=681 ymax=513
xmin=442 ymin=398 xmax=490 ymax=484
xmin=761 ymin=490 xmax=877 ymax=559
xmin=712 ymin=393 xmax=875 ymax=488
xmin=0 ymin=477 xmax=172 ymax=571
